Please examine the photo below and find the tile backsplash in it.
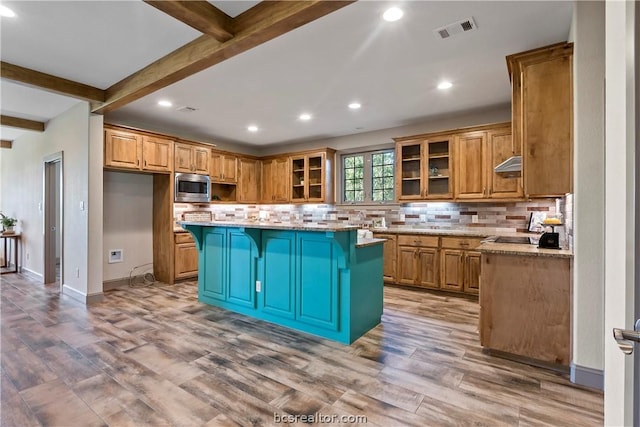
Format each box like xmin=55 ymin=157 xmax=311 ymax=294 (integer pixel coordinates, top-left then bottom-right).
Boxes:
xmin=176 ymin=197 xmax=572 ymax=241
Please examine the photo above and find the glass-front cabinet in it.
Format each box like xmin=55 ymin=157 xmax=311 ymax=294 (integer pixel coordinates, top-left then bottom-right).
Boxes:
xmin=291 ymin=151 xmax=332 ymax=203
xmin=396 ymin=137 xmax=452 ymax=201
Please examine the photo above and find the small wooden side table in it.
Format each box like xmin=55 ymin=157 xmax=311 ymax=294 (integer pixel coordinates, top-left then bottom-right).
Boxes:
xmin=1 ymin=233 xmax=21 ymax=274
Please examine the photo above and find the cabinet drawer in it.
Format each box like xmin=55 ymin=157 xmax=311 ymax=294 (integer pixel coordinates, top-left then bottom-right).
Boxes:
xmin=440 ymin=237 xmax=482 ymax=250
xmin=175 ymin=232 xmax=194 ymax=244
xmin=397 ymin=234 xmax=439 ymax=247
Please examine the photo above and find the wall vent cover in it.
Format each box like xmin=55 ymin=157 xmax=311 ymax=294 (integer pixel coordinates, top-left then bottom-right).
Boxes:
xmin=434 ymin=17 xmax=478 ymax=39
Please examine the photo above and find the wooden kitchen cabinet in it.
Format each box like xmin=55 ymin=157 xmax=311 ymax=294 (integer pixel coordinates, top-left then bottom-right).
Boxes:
xmin=261 ymin=156 xmax=290 ymax=203
xmin=104 ymin=128 xmax=173 ymax=173
xmin=237 ymin=157 xmax=261 ymax=203
xmin=440 ymin=237 xmax=483 ymax=294
xmin=290 ymin=149 xmax=334 ymax=203
xmin=455 ymin=127 xmax=523 ymax=200
xmin=507 ymin=42 xmax=573 ymax=197
xmin=374 ymin=233 xmax=397 ymax=283
xmin=174 ymin=232 xmax=198 ymax=280
xmin=210 ymin=151 xmax=237 ymax=183
xmin=175 ymin=142 xmax=210 ymax=175
xmin=396 ymin=235 xmax=439 ymax=289
xmin=396 ymin=138 xmax=453 ymax=201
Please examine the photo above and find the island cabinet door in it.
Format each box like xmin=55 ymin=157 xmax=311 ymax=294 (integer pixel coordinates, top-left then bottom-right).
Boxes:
xmin=227 ymin=230 xmax=257 ymax=308
xmin=261 ymin=231 xmax=296 ymax=319
xmin=296 ymin=232 xmax=339 ymax=331
xmin=201 ymin=228 xmax=227 ymax=301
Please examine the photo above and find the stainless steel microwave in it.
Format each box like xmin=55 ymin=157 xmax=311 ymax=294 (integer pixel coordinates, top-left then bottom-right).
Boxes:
xmin=174 ymin=173 xmax=210 ymax=203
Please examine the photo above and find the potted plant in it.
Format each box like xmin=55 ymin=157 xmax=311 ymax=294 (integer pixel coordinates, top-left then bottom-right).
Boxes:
xmin=0 ymin=213 xmax=17 ymax=234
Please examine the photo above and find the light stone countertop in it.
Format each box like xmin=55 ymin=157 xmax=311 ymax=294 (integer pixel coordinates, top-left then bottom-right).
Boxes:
xmin=178 ymin=220 xmax=360 ymax=232
xmin=477 ymin=241 xmax=573 ymax=258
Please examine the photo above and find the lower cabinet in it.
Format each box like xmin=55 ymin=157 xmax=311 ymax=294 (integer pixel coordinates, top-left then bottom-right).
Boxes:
xmin=440 ymin=237 xmax=483 ymax=295
xmin=378 ymin=232 xmax=483 ymax=296
xmin=374 ymin=233 xmax=396 ymax=282
xmin=174 ymin=232 xmax=198 ymax=280
xmin=261 ymin=230 xmax=296 ymax=319
xmin=396 ymin=235 xmax=440 ymax=289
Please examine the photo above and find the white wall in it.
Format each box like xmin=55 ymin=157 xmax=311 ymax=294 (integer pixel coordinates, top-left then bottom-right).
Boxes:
xmin=0 ymin=102 xmax=92 ymax=298
xmin=257 ymin=104 xmax=511 ymax=156
xmin=571 ymin=1 xmax=606 ymax=386
xmin=604 ymin=1 xmax=636 ymax=425
xmin=103 ymin=171 xmax=154 ymax=281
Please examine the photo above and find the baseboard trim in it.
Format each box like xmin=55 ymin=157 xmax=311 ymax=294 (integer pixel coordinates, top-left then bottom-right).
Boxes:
xmin=103 ymin=277 xmax=130 ymax=291
xmin=62 ymin=285 xmax=105 ymax=304
xmin=570 ymin=363 xmax=604 ymax=390
xmin=21 ymin=267 xmax=43 ymax=281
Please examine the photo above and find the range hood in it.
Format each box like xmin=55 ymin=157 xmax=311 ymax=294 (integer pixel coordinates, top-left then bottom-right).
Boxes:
xmin=494 ymin=156 xmax=522 ymax=178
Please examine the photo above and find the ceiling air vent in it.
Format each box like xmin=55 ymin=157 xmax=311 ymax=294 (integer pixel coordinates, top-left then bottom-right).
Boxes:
xmin=434 ymin=17 xmax=478 ymax=39
xmin=177 ymin=106 xmax=198 ymax=113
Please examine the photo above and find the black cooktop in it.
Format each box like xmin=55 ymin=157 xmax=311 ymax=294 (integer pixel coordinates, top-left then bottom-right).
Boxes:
xmin=494 ymin=236 xmax=533 ymax=244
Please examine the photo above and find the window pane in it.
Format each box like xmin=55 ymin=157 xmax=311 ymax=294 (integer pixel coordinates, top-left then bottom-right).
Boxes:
xmin=383 ymin=189 xmax=394 ymax=200
xmin=355 ymin=190 xmax=364 ymax=201
xmin=373 ymin=177 xmax=382 ymax=189
xmin=372 ymin=190 xmax=383 ymax=201
xmin=383 ymin=176 xmax=394 ymax=188
xmin=354 ymin=156 xmax=364 ymax=167
xmin=383 ymin=165 xmax=393 ymax=177
xmin=372 ymin=166 xmax=382 ymax=178
xmin=345 ymin=180 xmax=354 ymax=191
xmin=355 ymin=168 xmax=363 ymax=179
xmin=372 ymin=153 xmax=383 ymax=166
xmin=384 ymin=151 xmax=394 ymax=164
xmin=345 ymin=157 xmax=354 ymax=168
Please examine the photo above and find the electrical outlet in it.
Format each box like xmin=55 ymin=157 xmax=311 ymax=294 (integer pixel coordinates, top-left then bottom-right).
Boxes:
xmin=472 ymin=215 xmax=479 ymax=223
xmin=79 ymin=201 xmax=85 ymax=211
xmin=75 ymin=267 xmax=80 ymax=278
xmin=256 ymin=280 xmax=261 ymax=292
xmin=419 ymin=214 xmax=426 ymax=222
xmin=108 ymin=249 xmax=123 ymax=264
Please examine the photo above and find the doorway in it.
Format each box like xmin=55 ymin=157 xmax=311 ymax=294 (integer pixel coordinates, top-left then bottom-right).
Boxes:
xmin=43 ymin=152 xmax=63 ymax=287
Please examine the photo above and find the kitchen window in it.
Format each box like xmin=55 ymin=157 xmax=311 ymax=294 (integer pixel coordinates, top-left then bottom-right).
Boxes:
xmin=342 ymin=150 xmax=395 ymax=203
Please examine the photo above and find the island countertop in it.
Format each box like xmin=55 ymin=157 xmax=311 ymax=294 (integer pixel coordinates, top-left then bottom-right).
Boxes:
xmin=179 ymin=220 xmax=359 ymax=232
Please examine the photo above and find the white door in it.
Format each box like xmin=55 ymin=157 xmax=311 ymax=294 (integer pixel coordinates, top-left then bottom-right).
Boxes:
xmin=605 ymin=2 xmax=638 ymax=425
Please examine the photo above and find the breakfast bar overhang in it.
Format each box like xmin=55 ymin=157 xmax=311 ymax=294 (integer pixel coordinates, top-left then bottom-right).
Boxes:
xmin=181 ymin=221 xmax=385 ymax=344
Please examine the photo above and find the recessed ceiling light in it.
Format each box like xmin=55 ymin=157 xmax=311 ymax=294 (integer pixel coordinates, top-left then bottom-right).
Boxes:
xmin=383 ymin=7 xmax=403 ymax=22
xmin=299 ymin=113 xmax=312 ymax=121
xmin=348 ymin=102 xmax=361 ymax=110
xmin=438 ymin=81 xmax=453 ymax=90
xmin=0 ymin=5 xmax=16 ymax=18
xmin=247 ymin=125 xmax=258 ymax=132
xmin=158 ymin=100 xmax=173 ymax=107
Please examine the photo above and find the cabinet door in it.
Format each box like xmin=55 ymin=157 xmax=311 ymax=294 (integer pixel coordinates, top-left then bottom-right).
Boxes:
xmin=227 ymin=230 xmax=256 ymax=308
xmin=487 ymin=130 xmax=523 ymax=198
xmin=175 ymin=243 xmax=198 ymax=279
xmin=455 ymin=132 xmax=487 ymax=199
xmin=440 ymin=249 xmax=464 ymax=292
xmin=104 ymin=129 xmax=141 ymax=170
xmin=175 ymin=144 xmax=194 ymax=173
xmin=262 ymin=231 xmax=296 ymax=319
xmin=238 ymin=158 xmax=260 ymax=202
xmin=261 ymin=160 xmax=275 ymax=202
xmin=417 ymin=248 xmax=439 ymax=289
xmin=290 ymin=156 xmax=307 ymax=202
xmin=397 ymin=142 xmax=425 ymax=200
xmin=517 ymin=45 xmax=573 ymax=197
xmin=273 ymin=157 xmax=290 ymax=202
xmin=296 ymin=232 xmax=339 ymax=331
xmin=464 ymin=251 xmax=481 ymax=294
xmin=378 ymin=234 xmax=396 ymax=282
xmin=142 ymin=136 xmax=173 ymax=172
xmin=193 ymin=146 xmax=210 ymax=175
xmin=201 ymin=228 xmax=226 ymax=301
xmin=425 ymin=138 xmax=452 ymax=199
xmin=210 ymin=151 xmax=224 ymax=180
xmin=397 ymin=246 xmax=417 ymax=285
xmin=222 ymin=155 xmax=237 ymax=182
xmin=306 ymin=153 xmax=325 ymax=202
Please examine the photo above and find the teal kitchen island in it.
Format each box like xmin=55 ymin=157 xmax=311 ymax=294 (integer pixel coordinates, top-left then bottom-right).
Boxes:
xmin=181 ymin=221 xmax=385 ymax=344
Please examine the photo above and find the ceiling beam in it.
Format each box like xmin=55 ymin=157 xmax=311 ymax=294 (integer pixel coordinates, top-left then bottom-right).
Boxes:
xmin=93 ymin=1 xmax=355 ymax=114
xmin=0 ymin=115 xmax=46 ymax=132
xmin=0 ymin=140 xmax=12 ymax=149
xmin=144 ymin=1 xmax=234 ymax=42
xmin=1 ymin=62 xmax=106 ymax=102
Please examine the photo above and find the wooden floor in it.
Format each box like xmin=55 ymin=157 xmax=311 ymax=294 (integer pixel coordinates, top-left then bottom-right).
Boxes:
xmin=1 ymin=273 xmax=603 ymax=427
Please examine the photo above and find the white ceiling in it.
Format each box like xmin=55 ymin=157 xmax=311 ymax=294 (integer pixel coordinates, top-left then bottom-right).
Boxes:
xmin=0 ymin=1 xmax=573 ymax=148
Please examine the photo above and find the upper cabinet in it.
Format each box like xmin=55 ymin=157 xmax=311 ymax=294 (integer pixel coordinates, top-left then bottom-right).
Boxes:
xmin=262 ymin=156 xmax=290 ymax=203
xmin=290 ymin=149 xmax=334 ymax=204
xmin=396 ymin=137 xmax=453 ymax=201
xmin=237 ymin=157 xmax=261 ymax=203
xmin=454 ymin=126 xmax=523 ymax=200
xmin=507 ymin=42 xmax=573 ymax=197
xmin=210 ymin=151 xmax=237 ymax=183
xmin=175 ymin=142 xmax=210 ymax=175
xmin=104 ymin=127 xmax=173 ymax=173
